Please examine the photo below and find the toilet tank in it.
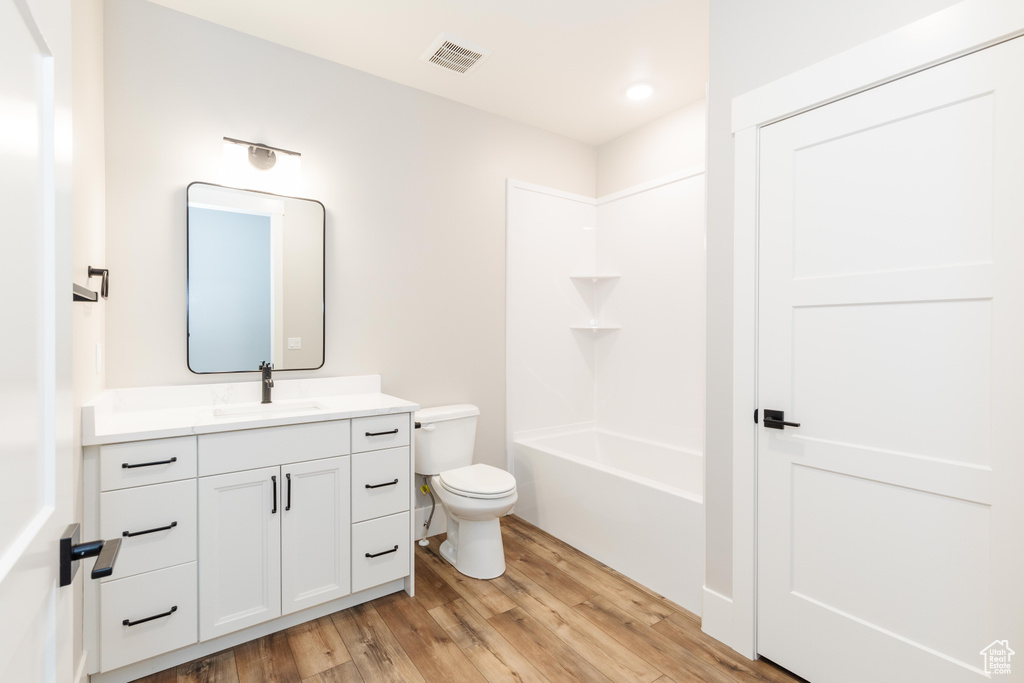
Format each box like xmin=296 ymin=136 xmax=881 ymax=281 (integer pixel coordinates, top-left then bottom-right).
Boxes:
xmin=414 ymin=404 xmax=480 ymax=475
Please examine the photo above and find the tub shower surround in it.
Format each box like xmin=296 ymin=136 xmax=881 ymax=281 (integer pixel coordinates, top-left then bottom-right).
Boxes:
xmin=507 ymin=170 xmax=706 ymax=613
xmin=513 ymin=426 xmax=703 ymax=611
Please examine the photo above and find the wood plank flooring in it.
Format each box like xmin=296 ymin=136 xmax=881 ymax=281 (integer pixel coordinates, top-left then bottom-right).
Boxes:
xmin=132 ymin=515 xmax=805 ymax=683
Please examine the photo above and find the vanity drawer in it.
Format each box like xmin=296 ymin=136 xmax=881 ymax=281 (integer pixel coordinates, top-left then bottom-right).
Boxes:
xmin=100 ymin=562 xmax=198 ymax=672
xmin=352 ymin=511 xmax=410 ymax=593
xmin=99 ymin=479 xmax=197 ymax=581
xmin=198 ymin=420 xmax=350 ymax=476
xmin=100 ymin=437 xmax=197 ymax=492
xmin=351 ymin=447 xmax=410 ymax=523
xmin=351 ymin=414 xmax=410 ymax=453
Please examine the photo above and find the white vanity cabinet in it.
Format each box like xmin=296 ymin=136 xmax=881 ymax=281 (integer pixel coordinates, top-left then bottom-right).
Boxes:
xmin=197 ymin=466 xmax=282 ymax=640
xmin=280 ymin=456 xmax=352 ymax=615
xmin=349 ymin=414 xmax=414 ymax=592
xmin=198 ymin=455 xmax=352 ymax=640
xmin=82 ymin=377 xmax=418 ymax=683
xmin=91 ymin=437 xmax=200 ymax=673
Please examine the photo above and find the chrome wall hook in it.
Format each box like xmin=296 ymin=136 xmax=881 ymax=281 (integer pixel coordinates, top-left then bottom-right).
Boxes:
xmin=88 ymin=266 xmax=109 ymax=298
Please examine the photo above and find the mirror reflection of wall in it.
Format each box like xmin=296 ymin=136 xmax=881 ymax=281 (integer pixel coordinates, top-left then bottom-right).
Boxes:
xmin=187 ymin=183 xmax=325 ymax=374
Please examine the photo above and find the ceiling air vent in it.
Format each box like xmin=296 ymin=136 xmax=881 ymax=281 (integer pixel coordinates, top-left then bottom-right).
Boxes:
xmin=421 ymin=33 xmax=491 ymax=75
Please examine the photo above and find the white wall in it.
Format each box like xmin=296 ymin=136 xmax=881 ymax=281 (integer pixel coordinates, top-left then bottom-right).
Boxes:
xmin=595 ymin=174 xmax=705 ymax=452
xmin=597 ymin=100 xmax=706 ymax=196
xmin=102 ymin=0 xmax=595 ymax=468
xmin=705 ymin=0 xmax=965 ymax=599
xmin=71 ymin=0 xmax=106 ymax=675
xmin=506 ymin=186 xmax=598 ymax=439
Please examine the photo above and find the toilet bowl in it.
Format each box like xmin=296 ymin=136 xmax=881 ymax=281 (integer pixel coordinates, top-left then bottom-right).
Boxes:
xmin=415 ymin=406 xmax=517 ymax=579
xmin=431 ymin=464 xmax=517 ymax=579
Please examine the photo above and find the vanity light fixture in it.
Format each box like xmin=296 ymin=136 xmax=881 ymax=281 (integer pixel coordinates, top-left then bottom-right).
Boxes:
xmin=222 ymin=137 xmax=303 ymax=194
xmin=626 ymin=83 xmax=654 ymax=101
xmin=223 ymin=137 xmax=300 ymax=171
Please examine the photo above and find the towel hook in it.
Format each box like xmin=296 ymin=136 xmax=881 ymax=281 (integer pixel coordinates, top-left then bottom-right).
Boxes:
xmin=88 ymin=266 xmax=109 ymax=298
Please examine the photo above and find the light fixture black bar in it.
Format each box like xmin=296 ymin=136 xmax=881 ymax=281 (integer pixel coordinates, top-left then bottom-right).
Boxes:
xmin=223 ymin=137 xmax=301 ymax=157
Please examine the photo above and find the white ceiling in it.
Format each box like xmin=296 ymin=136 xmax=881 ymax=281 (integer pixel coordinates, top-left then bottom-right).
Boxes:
xmin=145 ymin=0 xmax=709 ymax=146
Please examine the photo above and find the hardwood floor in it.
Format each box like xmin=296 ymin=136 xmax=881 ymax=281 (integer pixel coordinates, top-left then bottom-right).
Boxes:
xmin=133 ymin=516 xmax=805 ymax=683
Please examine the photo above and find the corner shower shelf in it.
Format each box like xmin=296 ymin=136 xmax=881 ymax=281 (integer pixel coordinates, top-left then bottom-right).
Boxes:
xmin=570 ymin=324 xmax=621 ymax=332
xmin=569 ymin=274 xmax=621 ymax=282
xmin=570 ymin=274 xmax=621 ymax=333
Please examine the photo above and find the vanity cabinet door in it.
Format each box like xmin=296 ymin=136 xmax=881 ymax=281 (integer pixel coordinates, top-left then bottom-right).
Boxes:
xmin=198 ymin=466 xmax=281 ymax=641
xmin=281 ymin=456 xmax=351 ymax=615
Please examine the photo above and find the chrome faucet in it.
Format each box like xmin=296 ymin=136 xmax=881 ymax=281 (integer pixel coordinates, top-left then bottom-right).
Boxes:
xmin=259 ymin=361 xmax=274 ymax=404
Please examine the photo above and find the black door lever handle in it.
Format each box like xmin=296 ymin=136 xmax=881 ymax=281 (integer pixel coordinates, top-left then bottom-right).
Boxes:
xmin=763 ymin=409 xmax=801 ymax=430
xmin=59 ymin=523 xmax=122 ymax=586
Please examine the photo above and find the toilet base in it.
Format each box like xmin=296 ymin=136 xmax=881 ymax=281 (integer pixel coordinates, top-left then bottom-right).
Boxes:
xmin=428 ymin=473 xmax=517 ymax=580
xmin=439 ymin=517 xmax=507 ymax=580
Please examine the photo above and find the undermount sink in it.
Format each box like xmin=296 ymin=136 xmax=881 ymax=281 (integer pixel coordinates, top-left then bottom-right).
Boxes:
xmin=212 ymin=400 xmax=327 ymax=418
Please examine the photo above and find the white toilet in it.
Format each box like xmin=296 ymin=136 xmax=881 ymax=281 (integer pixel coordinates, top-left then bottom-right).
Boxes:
xmin=415 ymin=404 xmax=517 ymax=579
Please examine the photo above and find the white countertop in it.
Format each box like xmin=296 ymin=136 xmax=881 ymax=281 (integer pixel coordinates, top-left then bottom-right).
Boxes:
xmin=82 ymin=375 xmax=419 ymax=446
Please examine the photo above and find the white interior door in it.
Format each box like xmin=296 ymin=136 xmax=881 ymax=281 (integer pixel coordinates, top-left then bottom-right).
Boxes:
xmin=757 ymin=37 xmax=1024 ymax=682
xmin=0 ymin=1 xmax=73 ymax=681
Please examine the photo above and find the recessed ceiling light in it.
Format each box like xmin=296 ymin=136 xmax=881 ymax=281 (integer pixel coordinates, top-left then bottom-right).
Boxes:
xmin=626 ymin=83 xmax=654 ymax=101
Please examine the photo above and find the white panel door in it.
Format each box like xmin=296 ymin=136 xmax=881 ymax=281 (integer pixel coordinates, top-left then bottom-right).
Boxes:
xmin=0 ymin=1 xmax=72 ymax=681
xmin=198 ymin=466 xmax=281 ymax=640
xmin=757 ymin=38 xmax=1024 ymax=682
xmin=281 ymin=456 xmax=350 ymax=614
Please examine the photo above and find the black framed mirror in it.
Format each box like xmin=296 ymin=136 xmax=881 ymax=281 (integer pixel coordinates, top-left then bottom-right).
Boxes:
xmin=187 ymin=182 xmax=325 ymax=374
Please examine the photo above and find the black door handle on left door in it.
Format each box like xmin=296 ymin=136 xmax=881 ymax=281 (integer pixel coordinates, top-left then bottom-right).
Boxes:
xmin=59 ymin=523 xmax=122 ymax=586
xmin=763 ymin=409 xmax=801 ymax=430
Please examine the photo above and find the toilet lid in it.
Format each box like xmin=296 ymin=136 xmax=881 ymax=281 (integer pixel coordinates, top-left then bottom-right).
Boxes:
xmin=439 ymin=464 xmax=516 ymax=499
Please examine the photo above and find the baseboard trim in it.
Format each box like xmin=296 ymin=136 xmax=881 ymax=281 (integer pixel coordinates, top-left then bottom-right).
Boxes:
xmin=701 ymin=585 xmax=736 ymax=652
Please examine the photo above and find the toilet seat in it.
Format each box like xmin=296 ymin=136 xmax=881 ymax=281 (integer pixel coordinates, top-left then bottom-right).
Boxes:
xmin=439 ymin=464 xmax=516 ymax=499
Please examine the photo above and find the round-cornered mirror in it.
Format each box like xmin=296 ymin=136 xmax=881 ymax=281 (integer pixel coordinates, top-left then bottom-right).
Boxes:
xmin=187 ymin=182 xmax=325 ymax=374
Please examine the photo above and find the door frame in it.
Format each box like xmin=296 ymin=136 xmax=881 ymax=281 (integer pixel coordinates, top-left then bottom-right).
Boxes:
xmin=716 ymin=0 xmax=1024 ymax=659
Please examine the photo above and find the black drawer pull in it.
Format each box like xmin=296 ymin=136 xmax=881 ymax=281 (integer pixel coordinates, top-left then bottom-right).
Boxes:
xmin=122 ymin=457 xmax=177 ymax=469
xmin=123 ymin=605 xmax=177 ymax=627
xmin=365 ymin=429 xmax=400 ymax=437
xmin=123 ymin=521 xmax=177 ymax=538
xmin=365 ymin=478 xmax=399 ymax=490
xmin=285 ymin=473 xmax=292 ymax=511
xmin=271 ymin=475 xmax=277 ymax=514
xmin=365 ymin=545 xmax=399 ymax=559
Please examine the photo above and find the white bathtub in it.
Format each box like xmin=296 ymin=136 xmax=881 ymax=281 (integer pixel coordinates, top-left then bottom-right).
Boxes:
xmin=512 ymin=427 xmax=704 ymax=614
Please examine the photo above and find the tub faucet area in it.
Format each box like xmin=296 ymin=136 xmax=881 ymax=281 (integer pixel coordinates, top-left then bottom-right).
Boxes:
xmin=259 ymin=361 xmax=274 ymax=403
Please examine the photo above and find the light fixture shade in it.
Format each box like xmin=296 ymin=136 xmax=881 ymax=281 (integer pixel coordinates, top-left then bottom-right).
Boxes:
xmin=247 ymin=145 xmax=277 ymax=170
xmin=222 ymin=138 xmax=302 ymax=194
xmin=626 ymin=83 xmax=654 ymax=100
